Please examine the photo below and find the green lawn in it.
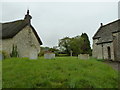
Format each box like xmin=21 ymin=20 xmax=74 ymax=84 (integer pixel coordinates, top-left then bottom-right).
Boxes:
xmin=2 ymin=57 xmax=118 ymax=88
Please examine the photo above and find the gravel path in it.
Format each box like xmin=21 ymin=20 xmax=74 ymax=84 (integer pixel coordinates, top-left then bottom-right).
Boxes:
xmin=104 ymin=61 xmax=120 ymax=71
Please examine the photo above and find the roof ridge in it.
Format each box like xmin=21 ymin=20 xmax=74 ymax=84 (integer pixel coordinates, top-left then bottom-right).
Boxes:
xmin=2 ymin=19 xmax=24 ymax=24
xmin=102 ymin=19 xmax=120 ymax=27
xmin=93 ymin=19 xmax=119 ymax=39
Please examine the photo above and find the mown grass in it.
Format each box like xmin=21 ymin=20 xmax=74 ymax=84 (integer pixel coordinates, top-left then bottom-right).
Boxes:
xmin=2 ymin=57 xmax=118 ymax=88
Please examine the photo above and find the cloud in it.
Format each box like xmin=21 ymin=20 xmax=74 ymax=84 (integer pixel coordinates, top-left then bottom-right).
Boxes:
xmin=1 ymin=2 xmax=118 ymax=48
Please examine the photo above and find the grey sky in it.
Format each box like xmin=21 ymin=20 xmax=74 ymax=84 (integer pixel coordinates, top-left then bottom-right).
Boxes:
xmin=1 ymin=2 xmax=118 ymax=48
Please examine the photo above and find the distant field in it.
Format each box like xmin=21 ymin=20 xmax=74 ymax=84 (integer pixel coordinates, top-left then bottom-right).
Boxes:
xmin=2 ymin=57 xmax=118 ymax=88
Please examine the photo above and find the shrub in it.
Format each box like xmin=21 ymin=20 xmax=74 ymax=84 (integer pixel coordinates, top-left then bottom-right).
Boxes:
xmin=58 ymin=54 xmax=68 ymax=57
xmin=10 ymin=44 xmax=19 ymax=57
xmin=38 ymin=51 xmax=44 ymax=56
xmin=1 ymin=51 xmax=10 ymax=59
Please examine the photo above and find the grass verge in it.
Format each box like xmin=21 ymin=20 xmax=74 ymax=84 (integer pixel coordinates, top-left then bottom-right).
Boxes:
xmin=2 ymin=57 xmax=118 ymax=88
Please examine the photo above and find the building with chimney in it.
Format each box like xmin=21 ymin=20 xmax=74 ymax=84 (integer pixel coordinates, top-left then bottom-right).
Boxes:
xmin=0 ymin=10 xmax=42 ymax=59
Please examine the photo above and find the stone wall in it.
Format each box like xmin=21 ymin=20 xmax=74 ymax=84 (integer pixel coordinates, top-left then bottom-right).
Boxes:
xmin=113 ymin=32 xmax=119 ymax=61
xmin=2 ymin=25 xmax=40 ymax=58
xmin=92 ymin=39 xmax=103 ymax=59
xmin=2 ymin=39 xmax=13 ymax=56
xmin=92 ymin=39 xmax=99 ymax=58
xmin=102 ymin=42 xmax=115 ymax=60
xmin=118 ymin=32 xmax=120 ymax=61
xmin=92 ymin=39 xmax=115 ymax=60
xmin=115 ymin=31 xmax=120 ymax=61
xmin=96 ymin=44 xmax=103 ymax=59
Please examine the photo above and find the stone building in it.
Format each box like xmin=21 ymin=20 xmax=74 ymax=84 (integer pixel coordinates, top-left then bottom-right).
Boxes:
xmin=0 ymin=10 xmax=42 ymax=59
xmin=92 ymin=19 xmax=120 ymax=61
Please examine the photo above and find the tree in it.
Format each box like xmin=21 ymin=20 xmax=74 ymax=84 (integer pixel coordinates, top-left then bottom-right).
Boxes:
xmin=69 ymin=36 xmax=84 ymax=56
xmin=58 ymin=33 xmax=92 ymax=56
xmin=81 ymin=33 xmax=92 ymax=56
xmin=58 ymin=36 xmax=84 ymax=56
xmin=58 ymin=37 xmax=71 ymax=55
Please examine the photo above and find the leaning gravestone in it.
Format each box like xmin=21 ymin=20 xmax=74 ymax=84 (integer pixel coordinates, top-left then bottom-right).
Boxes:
xmin=44 ymin=53 xmax=55 ymax=59
xmin=78 ymin=54 xmax=89 ymax=60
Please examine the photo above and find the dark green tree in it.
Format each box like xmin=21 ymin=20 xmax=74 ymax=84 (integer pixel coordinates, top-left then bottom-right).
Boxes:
xmin=81 ymin=33 xmax=92 ymax=56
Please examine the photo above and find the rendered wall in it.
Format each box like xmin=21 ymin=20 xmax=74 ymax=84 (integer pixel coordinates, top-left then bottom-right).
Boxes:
xmin=2 ymin=25 xmax=40 ymax=58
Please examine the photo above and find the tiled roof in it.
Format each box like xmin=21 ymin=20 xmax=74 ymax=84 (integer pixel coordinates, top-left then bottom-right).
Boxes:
xmin=93 ymin=19 xmax=120 ymax=44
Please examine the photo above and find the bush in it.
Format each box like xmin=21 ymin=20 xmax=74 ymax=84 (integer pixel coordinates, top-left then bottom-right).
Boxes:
xmin=58 ymin=54 xmax=68 ymax=57
xmin=38 ymin=51 xmax=44 ymax=56
xmin=10 ymin=45 xmax=19 ymax=57
xmin=1 ymin=51 xmax=10 ymax=59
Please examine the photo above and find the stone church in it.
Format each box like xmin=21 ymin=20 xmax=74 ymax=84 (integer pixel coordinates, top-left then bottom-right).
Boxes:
xmin=0 ymin=10 xmax=42 ymax=59
xmin=92 ymin=19 xmax=120 ymax=61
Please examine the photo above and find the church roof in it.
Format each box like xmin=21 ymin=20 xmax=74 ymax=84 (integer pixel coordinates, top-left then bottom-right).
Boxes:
xmin=0 ymin=20 xmax=42 ymax=45
xmin=93 ymin=19 xmax=120 ymax=44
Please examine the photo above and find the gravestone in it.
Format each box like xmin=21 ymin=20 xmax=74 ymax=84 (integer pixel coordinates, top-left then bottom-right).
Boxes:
xmin=29 ymin=48 xmax=38 ymax=60
xmin=44 ymin=53 xmax=55 ymax=59
xmin=78 ymin=54 xmax=89 ymax=60
xmin=0 ymin=54 xmax=2 ymax=60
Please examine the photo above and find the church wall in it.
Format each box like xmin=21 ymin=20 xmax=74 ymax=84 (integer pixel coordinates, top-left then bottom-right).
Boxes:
xmin=93 ymin=39 xmax=115 ymax=60
xmin=118 ymin=32 xmax=120 ymax=61
xmin=92 ymin=39 xmax=103 ymax=59
xmin=92 ymin=39 xmax=98 ymax=58
xmin=113 ymin=32 xmax=120 ymax=61
xmin=96 ymin=44 xmax=103 ymax=59
xmin=102 ymin=42 xmax=115 ymax=60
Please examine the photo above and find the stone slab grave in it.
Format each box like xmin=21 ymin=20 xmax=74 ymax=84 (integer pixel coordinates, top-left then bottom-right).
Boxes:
xmin=44 ymin=52 xmax=55 ymax=59
xmin=29 ymin=48 xmax=38 ymax=60
xmin=78 ymin=54 xmax=89 ymax=60
xmin=0 ymin=54 xmax=2 ymax=60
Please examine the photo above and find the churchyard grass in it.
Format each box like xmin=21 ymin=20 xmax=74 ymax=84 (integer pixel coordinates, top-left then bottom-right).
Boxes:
xmin=2 ymin=57 xmax=118 ymax=88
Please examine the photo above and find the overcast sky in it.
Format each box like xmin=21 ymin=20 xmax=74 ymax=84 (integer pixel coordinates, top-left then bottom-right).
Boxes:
xmin=0 ymin=1 xmax=118 ymax=48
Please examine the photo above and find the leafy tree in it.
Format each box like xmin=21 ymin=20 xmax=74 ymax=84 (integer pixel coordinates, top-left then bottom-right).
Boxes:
xmin=58 ymin=33 xmax=92 ymax=56
xmin=69 ymin=36 xmax=84 ymax=56
xmin=58 ymin=36 xmax=84 ymax=56
xmin=58 ymin=37 xmax=71 ymax=55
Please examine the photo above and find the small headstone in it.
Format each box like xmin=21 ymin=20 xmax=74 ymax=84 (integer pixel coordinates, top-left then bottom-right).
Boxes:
xmin=44 ymin=52 xmax=55 ymax=59
xmin=0 ymin=54 xmax=2 ymax=60
xmin=78 ymin=54 xmax=89 ymax=60
xmin=29 ymin=49 xmax=38 ymax=60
